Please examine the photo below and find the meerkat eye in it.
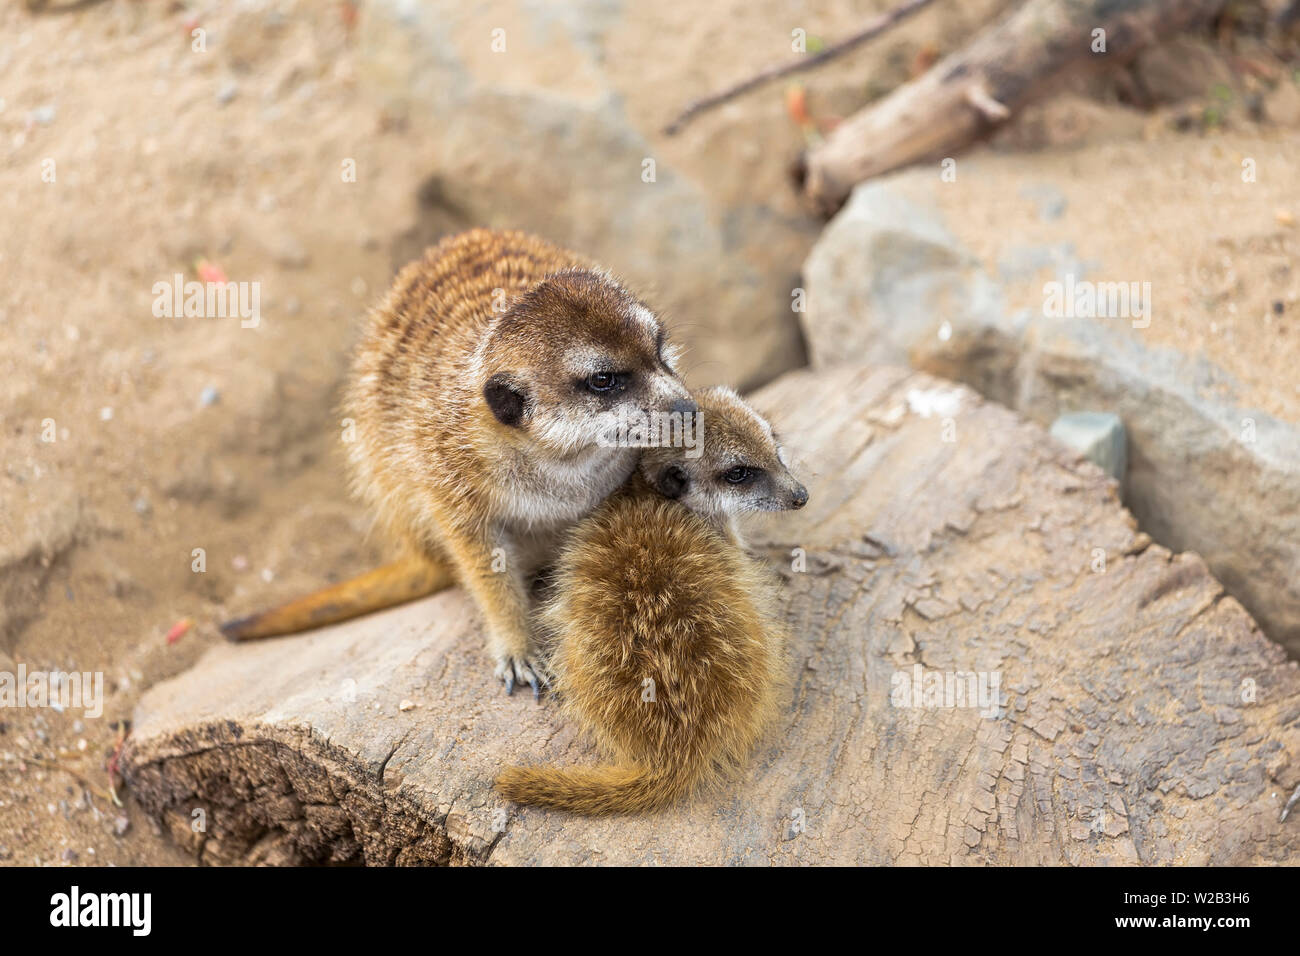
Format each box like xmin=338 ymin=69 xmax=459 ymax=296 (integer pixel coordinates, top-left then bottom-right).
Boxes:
xmin=584 ymin=371 xmax=625 ymax=394
xmin=723 ymin=466 xmax=758 ymax=485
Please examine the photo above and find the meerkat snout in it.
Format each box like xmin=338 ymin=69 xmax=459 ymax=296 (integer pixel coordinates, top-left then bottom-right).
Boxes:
xmin=788 ymin=481 xmax=809 ymax=509
xmin=640 ymin=384 xmax=808 ymax=518
xmin=669 ymin=397 xmax=698 ymax=416
xmin=480 ymin=269 xmax=689 ymax=455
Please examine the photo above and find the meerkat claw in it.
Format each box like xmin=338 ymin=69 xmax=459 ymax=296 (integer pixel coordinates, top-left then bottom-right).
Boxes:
xmin=497 ymin=655 xmax=545 ymax=698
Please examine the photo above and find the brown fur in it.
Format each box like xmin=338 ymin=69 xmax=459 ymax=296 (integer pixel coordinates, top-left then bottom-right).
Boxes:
xmin=346 ymin=229 xmax=690 ymax=690
xmin=496 ymin=387 xmax=805 ymax=813
xmin=220 ymin=553 xmax=452 ymax=641
xmin=223 ymin=229 xmax=690 ymax=693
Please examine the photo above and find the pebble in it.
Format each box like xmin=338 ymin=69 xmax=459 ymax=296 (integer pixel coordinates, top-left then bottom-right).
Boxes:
xmin=133 ymin=496 xmax=152 ymax=517
xmin=29 ymin=105 xmax=57 ymax=126
xmin=1049 ymin=411 xmax=1128 ymax=482
xmin=113 ymin=815 xmax=131 ymax=837
xmin=199 ymin=385 xmax=220 ymax=407
xmin=399 ymin=699 xmax=417 ymax=712
xmin=62 ymin=848 xmax=78 ymax=862
xmin=0 ymin=845 xmax=10 ymax=861
xmin=99 ymin=406 xmax=113 ymax=421
xmin=217 ymin=80 xmax=239 ymax=105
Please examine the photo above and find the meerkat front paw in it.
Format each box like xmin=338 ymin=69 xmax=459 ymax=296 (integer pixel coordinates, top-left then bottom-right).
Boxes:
xmin=495 ymin=652 xmax=549 ymax=702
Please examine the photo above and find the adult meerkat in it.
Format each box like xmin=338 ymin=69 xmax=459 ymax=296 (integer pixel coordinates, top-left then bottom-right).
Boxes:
xmin=496 ymin=386 xmax=808 ymax=814
xmin=225 ymin=229 xmax=691 ymax=695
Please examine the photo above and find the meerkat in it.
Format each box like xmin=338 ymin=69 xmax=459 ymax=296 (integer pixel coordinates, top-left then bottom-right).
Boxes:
xmin=495 ymin=385 xmax=808 ymax=814
xmin=223 ymin=229 xmax=692 ymax=697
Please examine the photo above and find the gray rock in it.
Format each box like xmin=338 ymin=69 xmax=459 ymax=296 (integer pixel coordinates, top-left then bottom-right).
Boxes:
xmin=1049 ymin=412 xmax=1127 ymax=481
xmin=801 ymin=183 xmax=1010 ymax=369
xmin=803 ymin=175 xmax=1300 ymax=655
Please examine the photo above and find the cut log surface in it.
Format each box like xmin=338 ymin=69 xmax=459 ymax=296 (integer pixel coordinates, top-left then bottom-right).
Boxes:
xmin=122 ymin=365 xmax=1300 ymax=865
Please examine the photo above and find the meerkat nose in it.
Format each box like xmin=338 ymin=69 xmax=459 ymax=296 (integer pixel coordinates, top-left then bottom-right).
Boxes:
xmin=670 ymin=398 xmax=698 ymax=416
xmin=790 ymin=483 xmax=809 ymax=509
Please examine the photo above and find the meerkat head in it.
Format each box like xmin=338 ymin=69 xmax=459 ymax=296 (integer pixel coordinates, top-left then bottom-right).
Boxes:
xmin=479 ymin=269 xmax=692 ymax=455
xmin=640 ymin=385 xmax=808 ymax=518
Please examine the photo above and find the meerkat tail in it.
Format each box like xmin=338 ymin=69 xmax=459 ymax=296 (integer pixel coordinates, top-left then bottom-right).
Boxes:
xmin=495 ymin=762 xmax=693 ymax=815
xmin=220 ymin=554 xmax=455 ymax=642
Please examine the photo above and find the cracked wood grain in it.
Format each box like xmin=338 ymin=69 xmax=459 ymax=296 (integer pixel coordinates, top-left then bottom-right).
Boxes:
xmin=121 ymin=365 xmax=1300 ymax=865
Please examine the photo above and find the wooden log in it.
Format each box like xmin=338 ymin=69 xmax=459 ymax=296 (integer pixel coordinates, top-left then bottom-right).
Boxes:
xmin=121 ymin=365 xmax=1300 ymax=865
xmin=801 ymin=0 xmax=1226 ymax=214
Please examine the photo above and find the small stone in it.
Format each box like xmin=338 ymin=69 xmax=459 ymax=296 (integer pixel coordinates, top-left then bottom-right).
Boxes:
xmin=1276 ymin=209 xmax=1295 ymax=228
xmin=399 ymin=699 xmax=417 ymax=712
xmin=0 ymin=845 xmax=10 ymax=860
xmin=99 ymin=406 xmax=113 ymax=421
xmin=199 ymin=385 xmax=220 ymax=407
xmin=217 ymin=80 xmax=239 ymax=105
xmin=29 ymin=105 xmax=56 ymax=126
xmin=62 ymin=848 xmax=78 ymax=862
xmin=232 ymin=555 xmax=249 ymax=571
xmin=133 ymin=496 xmax=152 ymax=516
xmin=113 ymin=815 xmax=131 ymax=837
xmin=1273 ymin=300 xmax=1285 ymax=315
xmin=1049 ymin=412 xmax=1127 ymax=482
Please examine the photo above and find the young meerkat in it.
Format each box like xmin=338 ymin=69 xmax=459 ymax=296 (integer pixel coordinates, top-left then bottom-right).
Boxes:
xmin=496 ymin=385 xmax=808 ymax=814
xmin=226 ymin=229 xmax=692 ymax=696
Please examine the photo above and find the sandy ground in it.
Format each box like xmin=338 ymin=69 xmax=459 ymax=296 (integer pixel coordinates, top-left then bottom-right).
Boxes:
xmin=1 ymin=0 xmax=1295 ymax=866
xmin=1 ymin=1 xmax=422 ymax=865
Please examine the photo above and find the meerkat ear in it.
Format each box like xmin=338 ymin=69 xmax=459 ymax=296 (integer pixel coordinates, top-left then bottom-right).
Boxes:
xmin=484 ymin=372 xmax=528 ymax=428
xmin=656 ymin=464 xmax=689 ymax=499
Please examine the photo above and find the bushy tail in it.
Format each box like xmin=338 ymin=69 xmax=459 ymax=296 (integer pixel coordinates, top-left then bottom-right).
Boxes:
xmin=220 ymin=554 xmax=454 ymax=642
xmin=496 ymin=761 xmax=693 ymax=815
